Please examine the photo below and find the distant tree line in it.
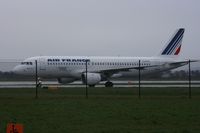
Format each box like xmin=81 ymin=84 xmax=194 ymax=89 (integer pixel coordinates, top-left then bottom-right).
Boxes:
xmin=0 ymin=71 xmax=34 ymax=81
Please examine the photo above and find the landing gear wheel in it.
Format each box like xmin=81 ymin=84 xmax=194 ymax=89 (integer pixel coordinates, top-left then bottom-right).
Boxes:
xmin=105 ymin=81 xmax=113 ymax=87
xmin=89 ymin=85 xmax=95 ymax=87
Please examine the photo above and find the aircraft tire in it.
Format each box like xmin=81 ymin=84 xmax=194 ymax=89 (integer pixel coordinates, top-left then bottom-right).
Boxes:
xmin=105 ymin=81 xmax=113 ymax=87
xmin=89 ymin=84 xmax=95 ymax=87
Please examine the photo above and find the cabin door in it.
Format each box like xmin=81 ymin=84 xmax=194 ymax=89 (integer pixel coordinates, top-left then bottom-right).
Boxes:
xmin=38 ymin=58 xmax=46 ymax=72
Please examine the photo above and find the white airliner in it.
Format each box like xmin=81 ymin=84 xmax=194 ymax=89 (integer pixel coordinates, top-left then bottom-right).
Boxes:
xmin=13 ymin=28 xmax=190 ymax=87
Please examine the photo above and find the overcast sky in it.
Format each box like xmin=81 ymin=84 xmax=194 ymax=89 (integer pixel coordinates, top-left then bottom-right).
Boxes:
xmin=0 ymin=0 xmax=200 ymax=59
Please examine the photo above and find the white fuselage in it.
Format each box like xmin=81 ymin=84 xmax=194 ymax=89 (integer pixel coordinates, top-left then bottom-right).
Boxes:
xmin=13 ymin=56 xmax=187 ymax=81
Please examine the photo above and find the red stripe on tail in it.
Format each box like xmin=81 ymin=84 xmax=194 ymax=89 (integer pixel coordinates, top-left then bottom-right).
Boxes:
xmin=174 ymin=45 xmax=181 ymax=55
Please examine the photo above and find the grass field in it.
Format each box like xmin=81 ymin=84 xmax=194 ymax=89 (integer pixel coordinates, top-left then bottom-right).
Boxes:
xmin=0 ymin=87 xmax=200 ymax=133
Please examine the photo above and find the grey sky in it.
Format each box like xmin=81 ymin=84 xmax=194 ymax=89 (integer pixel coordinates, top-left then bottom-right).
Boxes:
xmin=0 ymin=0 xmax=200 ymax=59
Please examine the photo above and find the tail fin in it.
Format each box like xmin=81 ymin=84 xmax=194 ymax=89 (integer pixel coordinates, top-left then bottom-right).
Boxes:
xmin=159 ymin=28 xmax=184 ymax=57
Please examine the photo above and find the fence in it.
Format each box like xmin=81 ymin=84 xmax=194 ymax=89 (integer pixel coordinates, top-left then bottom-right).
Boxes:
xmin=0 ymin=59 xmax=200 ymax=99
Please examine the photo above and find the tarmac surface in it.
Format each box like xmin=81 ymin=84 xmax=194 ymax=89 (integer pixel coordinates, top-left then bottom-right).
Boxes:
xmin=0 ymin=81 xmax=200 ymax=88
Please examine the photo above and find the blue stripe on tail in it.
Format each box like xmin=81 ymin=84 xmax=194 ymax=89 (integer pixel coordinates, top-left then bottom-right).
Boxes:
xmin=161 ymin=28 xmax=184 ymax=55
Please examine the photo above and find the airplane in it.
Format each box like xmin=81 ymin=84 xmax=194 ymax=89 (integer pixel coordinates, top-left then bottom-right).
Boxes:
xmin=13 ymin=28 xmax=191 ymax=87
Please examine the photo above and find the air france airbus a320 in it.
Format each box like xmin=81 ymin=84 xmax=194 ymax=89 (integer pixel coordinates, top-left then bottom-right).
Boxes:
xmin=13 ymin=28 xmax=191 ymax=87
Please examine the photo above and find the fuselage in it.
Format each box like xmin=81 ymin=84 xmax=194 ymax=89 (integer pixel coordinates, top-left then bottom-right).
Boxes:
xmin=13 ymin=56 xmax=187 ymax=80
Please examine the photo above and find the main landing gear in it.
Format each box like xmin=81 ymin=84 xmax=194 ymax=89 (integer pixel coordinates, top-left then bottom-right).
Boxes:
xmin=88 ymin=84 xmax=95 ymax=87
xmin=105 ymin=81 xmax=113 ymax=87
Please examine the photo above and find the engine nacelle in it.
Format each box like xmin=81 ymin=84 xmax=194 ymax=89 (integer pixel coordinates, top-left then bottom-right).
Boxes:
xmin=82 ymin=73 xmax=101 ymax=85
xmin=57 ymin=78 xmax=75 ymax=84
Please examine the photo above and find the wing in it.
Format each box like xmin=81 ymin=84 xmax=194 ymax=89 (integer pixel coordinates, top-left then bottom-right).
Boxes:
xmin=84 ymin=60 xmax=199 ymax=78
xmin=89 ymin=64 xmax=159 ymax=77
xmin=167 ymin=60 xmax=199 ymax=67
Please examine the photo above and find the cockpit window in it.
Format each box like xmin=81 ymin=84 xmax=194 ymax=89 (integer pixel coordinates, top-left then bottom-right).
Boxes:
xmin=21 ymin=62 xmax=33 ymax=65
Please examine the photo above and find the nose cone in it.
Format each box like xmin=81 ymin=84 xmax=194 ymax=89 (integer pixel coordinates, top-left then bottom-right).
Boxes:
xmin=12 ymin=65 xmax=24 ymax=75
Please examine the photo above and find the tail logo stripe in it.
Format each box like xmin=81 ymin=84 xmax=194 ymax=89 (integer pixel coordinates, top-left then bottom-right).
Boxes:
xmin=161 ymin=28 xmax=184 ymax=55
xmin=167 ymin=32 xmax=183 ymax=54
xmin=168 ymin=34 xmax=183 ymax=54
xmin=174 ymin=45 xmax=181 ymax=55
xmin=161 ymin=29 xmax=183 ymax=54
xmin=167 ymin=31 xmax=184 ymax=54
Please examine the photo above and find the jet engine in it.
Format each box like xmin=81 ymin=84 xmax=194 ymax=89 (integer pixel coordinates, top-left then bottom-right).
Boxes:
xmin=81 ymin=73 xmax=102 ymax=85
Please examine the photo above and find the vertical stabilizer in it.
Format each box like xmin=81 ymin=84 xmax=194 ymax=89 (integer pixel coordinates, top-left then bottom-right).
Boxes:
xmin=159 ymin=28 xmax=184 ymax=57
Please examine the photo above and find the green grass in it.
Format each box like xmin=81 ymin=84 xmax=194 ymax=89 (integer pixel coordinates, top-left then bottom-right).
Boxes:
xmin=0 ymin=87 xmax=200 ymax=133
